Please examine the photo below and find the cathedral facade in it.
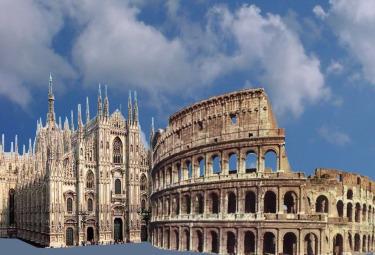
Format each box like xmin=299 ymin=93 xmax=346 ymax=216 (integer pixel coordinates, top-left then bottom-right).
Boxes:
xmin=0 ymin=75 xmax=150 ymax=247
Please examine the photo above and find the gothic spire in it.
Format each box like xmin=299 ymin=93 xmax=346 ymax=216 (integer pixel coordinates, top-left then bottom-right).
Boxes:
xmin=133 ymin=91 xmax=138 ymax=125
xmin=48 ymin=73 xmax=56 ymax=127
xmin=58 ymin=116 xmax=62 ymax=129
xmin=22 ymin=144 xmax=26 ymax=155
xmin=78 ymin=104 xmax=83 ymax=128
xmin=64 ymin=116 xmax=69 ymax=130
xmin=71 ymin=110 xmax=75 ymax=131
xmin=128 ymin=90 xmax=132 ymax=124
xmin=97 ymin=83 xmax=103 ymax=119
xmin=15 ymin=135 xmax=18 ymax=154
xmin=1 ymin=133 xmax=4 ymax=152
xmin=103 ymin=85 xmax=109 ymax=118
xmin=28 ymin=138 xmax=32 ymax=154
xmin=86 ymin=96 xmax=90 ymax=123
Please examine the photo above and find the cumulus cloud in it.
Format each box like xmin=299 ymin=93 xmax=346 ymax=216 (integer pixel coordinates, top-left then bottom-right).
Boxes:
xmin=0 ymin=0 xmax=76 ymax=107
xmin=0 ymin=1 xmax=328 ymax=118
xmin=327 ymin=60 xmax=343 ymax=74
xmin=322 ymin=0 xmax=375 ymax=85
xmin=318 ymin=126 xmax=351 ymax=146
xmin=313 ymin=5 xmax=328 ymax=20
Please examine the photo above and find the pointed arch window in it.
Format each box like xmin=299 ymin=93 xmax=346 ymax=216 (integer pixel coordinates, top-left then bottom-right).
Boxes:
xmin=67 ymin=197 xmax=73 ymax=214
xmin=88 ymin=198 xmax=93 ymax=212
xmin=86 ymin=170 xmax=94 ymax=189
xmin=113 ymin=137 xmax=123 ymax=164
xmin=140 ymin=174 xmax=147 ymax=191
xmin=115 ymin=179 xmax=121 ymax=194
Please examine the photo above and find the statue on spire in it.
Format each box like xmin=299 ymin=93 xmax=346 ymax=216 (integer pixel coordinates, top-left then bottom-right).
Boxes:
xmin=48 ymin=73 xmax=56 ymax=128
xmin=103 ymin=85 xmax=109 ymax=118
xmin=97 ymin=84 xmax=103 ymax=119
xmin=86 ymin=97 xmax=90 ymax=123
xmin=128 ymin=90 xmax=132 ymax=125
xmin=133 ymin=91 xmax=139 ymax=125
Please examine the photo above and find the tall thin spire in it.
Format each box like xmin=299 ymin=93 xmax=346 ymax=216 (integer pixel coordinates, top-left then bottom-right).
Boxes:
xmin=28 ymin=138 xmax=32 ymax=154
xmin=11 ymin=142 xmax=13 ymax=154
xmin=103 ymin=85 xmax=109 ymax=117
xmin=1 ymin=133 xmax=4 ymax=152
xmin=15 ymin=135 xmax=18 ymax=154
xmin=71 ymin=110 xmax=75 ymax=131
xmin=128 ymin=90 xmax=132 ymax=124
xmin=133 ymin=91 xmax=138 ymax=125
xmin=22 ymin=144 xmax=26 ymax=155
xmin=64 ymin=117 xmax=69 ymax=130
xmin=86 ymin=97 xmax=90 ymax=123
xmin=58 ymin=116 xmax=62 ymax=129
xmin=78 ymin=104 xmax=83 ymax=128
xmin=151 ymin=117 xmax=155 ymax=134
xmin=48 ymin=73 xmax=56 ymax=127
xmin=97 ymin=84 xmax=103 ymax=119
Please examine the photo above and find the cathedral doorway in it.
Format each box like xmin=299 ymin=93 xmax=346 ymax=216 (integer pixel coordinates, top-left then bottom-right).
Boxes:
xmin=141 ymin=225 xmax=148 ymax=241
xmin=8 ymin=189 xmax=15 ymax=226
xmin=114 ymin=218 xmax=123 ymax=241
xmin=66 ymin=227 xmax=74 ymax=246
xmin=87 ymin=227 xmax=94 ymax=242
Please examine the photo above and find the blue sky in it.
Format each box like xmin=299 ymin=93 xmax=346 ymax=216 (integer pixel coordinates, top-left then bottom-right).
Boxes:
xmin=0 ymin=0 xmax=374 ymax=178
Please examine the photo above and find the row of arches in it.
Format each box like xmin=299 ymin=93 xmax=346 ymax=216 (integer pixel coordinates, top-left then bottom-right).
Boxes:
xmin=153 ymin=149 xmax=279 ymax=191
xmin=153 ymin=190 xmax=300 ymax=217
xmin=153 ymin=228 xmax=318 ymax=255
xmin=336 ymin=200 xmax=375 ymax=223
xmin=334 ymin=233 xmax=374 ymax=254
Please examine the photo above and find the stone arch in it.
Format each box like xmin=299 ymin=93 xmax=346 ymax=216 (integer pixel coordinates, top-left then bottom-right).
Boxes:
xmin=333 ymin=233 xmax=343 ymax=255
xmin=197 ymin=157 xmax=205 ymax=177
xmin=66 ymin=197 xmax=73 ymax=214
xmin=348 ymin=233 xmax=353 ymax=251
xmin=185 ymin=160 xmax=192 ymax=179
xmin=228 ymin=153 xmax=238 ymax=174
xmin=354 ymin=233 xmax=360 ymax=252
xmin=212 ymin=154 xmax=221 ymax=174
xmin=264 ymin=190 xmax=277 ymax=213
xmin=87 ymin=197 xmax=93 ymax=212
xmin=194 ymin=193 xmax=204 ymax=214
xmin=227 ymin=191 xmax=236 ymax=214
xmin=245 ymin=191 xmax=256 ymax=213
xmin=264 ymin=149 xmax=277 ymax=172
xmin=347 ymin=189 xmax=353 ymax=199
xmin=114 ymin=178 xmax=121 ymax=194
xmin=182 ymin=229 xmax=190 ymax=251
xmin=336 ymin=200 xmax=344 ymax=217
xmin=315 ymin=195 xmax=328 ymax=213
xmin=284 ymin=191 xmax=297 ymax=214
xmin=347 ymin=202 xmax=353 ymax=221
xmin=245 ymin=151 xmax=257 ymax=173
xmin=362 ymin=234 xmax=367 ymax=253
xmin=86 ymin=170 xmax=94 ymax=189
xmin=8 ymin=189 xmax=15 ymax=225
xmin=163 ymin=228 xmax=170 ymax=249
xmin=66 ymin=227 xmax=74 ymax=246
xmin=194 ymin=229 xmax=204 ymax=252
xmin=112 ymin=136 xmax=123 ymax=164
xmin=283 ymin=232 xmax=297 ymax=255
xmin=244 ymin=231 xmax=255 ymax=254
xmin=209 ymin=192 xmax=220 ymax=214
xmin=263 ymin=232 xmax=276 ymax=254
xmin=182 ymin=194 xmax=191 ymax=214
xmin=208 ymin=230 xmax=219 ymax=253
xmin=114 ymin=218 xmax=123 ymax=242
xmin=171 ymin=229 xmax=179 ymax=250
xmin=304 ymin=233 xmax=318 ymax=255
xmin=362 ymin=204 xmax=367 ymax=222
xmin=226 ymin=231 xmax=236 ymax=254
xmin=355 ymin=203 xmax=361 ymax=222
xmin=140 ymin=174 xmax=147 ymax=191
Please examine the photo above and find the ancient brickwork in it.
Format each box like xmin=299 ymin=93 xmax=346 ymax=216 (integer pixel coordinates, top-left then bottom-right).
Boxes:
xmin=149 ymin=88 xmax=374 ymax=255
xmin=0 ymin=76 xmax=149 ymax=247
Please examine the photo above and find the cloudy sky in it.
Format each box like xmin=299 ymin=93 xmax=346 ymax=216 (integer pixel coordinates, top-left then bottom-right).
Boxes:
xmin=0 ymin=0 xmax=374 ymax=178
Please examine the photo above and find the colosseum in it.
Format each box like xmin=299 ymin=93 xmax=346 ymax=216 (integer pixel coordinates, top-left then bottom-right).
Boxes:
xmin=149 ymin=88 xmax=375 ymax=255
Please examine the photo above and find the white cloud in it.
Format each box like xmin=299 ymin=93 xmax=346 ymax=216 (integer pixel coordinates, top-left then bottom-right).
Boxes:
xmin=313 ymin=5 xmax=328 ymax=20
xmin=324 ymin=0 xmax=375 ymax=85
xmin=0 ymin=0 xmax=76 ymax=107
xmin=327 ymin=60 xmax=343 ymax=74
xmin=318 ymin=125 xmax=351 ymax=146
xmin=0 ymin=1 xmax=328 ymax=118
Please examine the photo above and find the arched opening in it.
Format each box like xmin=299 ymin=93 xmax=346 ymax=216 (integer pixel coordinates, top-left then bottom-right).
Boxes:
xmin=336 ymin=200 xmax=344 ymax=217
xmin=245 ymin=151 xmax=257 ymax=173
xmin=348 ymin=233 xmax=353 ymax=251
xmin=304 ymin=233 xmax=318 ymax=255
xmin=164 ymin=229 xmax=170 ymax=249
xmin=113 ymin=137 xmax=123 ymax=164
xmin=347 ymin=189 xmax=353 ymax=200
xmin=174 ymin=195 xmax=180 ymax=215
xmin=115 ymin=179 xmax=121 ymax=194
xmin=182 ymin=194 xmax=191 ymax=214
xmin=86 ymin=170 xmax=94 ymax=189
xmin=173 ymin=230 xmax=179 ymax=250
xmin=209 ymin=192 xmax=220 ymax=214
xmin=354 ymin=234 xmax=360 ymax=252
xmin=210 ymin=231 xmax=219 ymax=253
xmin=228 ymin=153 xmax=237 ymax=174
xmin=245 ymin=191 xmax=256 ymax=213
xmin=141 ymin=225 xmax=147 ymax=241
xmin=87 ymin=198 xmax=93 ymax=212
xmin=195 ymin=230 xmax=204 ymax=252
xmin=140 ymin=174 xmax=147 ymax=191
xmin=182 ymin=229 xmax=190 ymax=251
xmin=114 ymin=218 xmax=123 ymax=242
xmin=186 ymin=160 xmax=192 ymax=179
xmin=244 ymin=231 xmax=255 ymax=254
xmin=284 ymin=191 xmax=297 ymax=214
xmin=355 ymin=203 xmax=361 ymax=222
xmin=333 ymin=234 xmax=343 ymax=255
xmin=177 ymin=163 xmax=182 ymax=181
xmin=362 ymin=235 xmax=366 ymax=253
xmin=347 ymin=202 xmax=353 ymax=222
xmin=264 ymin=191 xmax=277 ymax=213
xmin=212 ymin=155 xmax=221 ymax=174
xmin=66 ymin=227 xmax=74 ymax=246
xmin=226 ymin=231 xmax=236 ymax=254
xmin=8 ymin=189 xmax=15 ymax=225
xmin=315 ymin=195 xmax=328 ymax=213
xmin=87 ymin=227 xmax=94 ymax=242
xmin=67 ymin=197 xmax=73 ymax=214
xmin=227 ymin=192 xmax=236 ymax=214
xmin=195 ymin=194 xmax=204 ymax=214
xmin=198 ymin=157 xmax=205 ymax=177
xmin=141 ymin=198 xmax=146 ymax=210
xmin=265 ymin=150 xmax=277 ymax=172
xmin=263 ymin=232 xmax=276 ymax=254
xmin=283 ymin=232 xmax=297 ymax=255
xmin=362 ymin=204 xmax=367 ymax=222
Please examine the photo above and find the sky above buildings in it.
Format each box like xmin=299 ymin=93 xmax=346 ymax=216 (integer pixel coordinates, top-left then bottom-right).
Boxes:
xmin=0 ymin=0 xmax=374 ymax=178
